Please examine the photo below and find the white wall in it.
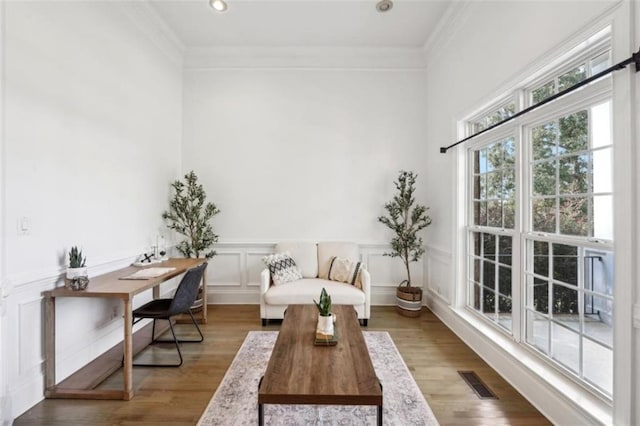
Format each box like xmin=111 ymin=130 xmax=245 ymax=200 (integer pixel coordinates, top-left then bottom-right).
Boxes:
xmin=182 ymin=50 xmax=431 ymax=302
xmin=423 ymin=0 xmax=636 ymax=424
xmin=1 ymin=1 xmax=183 ymax=420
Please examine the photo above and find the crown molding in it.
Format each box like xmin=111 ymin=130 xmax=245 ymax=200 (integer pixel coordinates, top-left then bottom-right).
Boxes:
xmin=422 ymin=1 xmax=472 ymax=70
xmin=184 ymin=46 xmax=428 ymax=70
xmin=117 ymin=1 xmax=185 ymax=66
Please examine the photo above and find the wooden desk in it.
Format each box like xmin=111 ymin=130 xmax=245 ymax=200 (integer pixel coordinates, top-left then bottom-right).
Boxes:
xmin=44 ymin=257 xmax=207 ymax=400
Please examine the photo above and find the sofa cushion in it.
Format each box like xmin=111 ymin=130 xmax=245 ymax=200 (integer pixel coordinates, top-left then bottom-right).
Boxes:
xmin=264 ymin=278 xmax=365 ymax=306
xmin=317 ymin=242 xmax=359 ymax=279
xmin=276 ymin=242 xmax=318 ymax=278
xmin=262 ymin=252 xmax=303 ymax=285
xmin=327 ymin=256 xmax=364 ymax=289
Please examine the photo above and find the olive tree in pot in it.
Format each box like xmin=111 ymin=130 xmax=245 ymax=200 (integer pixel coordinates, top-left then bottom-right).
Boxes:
xmin=162 ymin=171 xmax=220 ymax=310
xmin=378 ymin=170 xmax=431 ymax=317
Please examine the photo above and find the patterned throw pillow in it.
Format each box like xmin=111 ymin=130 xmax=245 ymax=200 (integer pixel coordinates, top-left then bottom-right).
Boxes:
xmin=262 ymin=252 xmax=303 ymax=285
xmin=327 ymin=256 xmax=364 ymax=289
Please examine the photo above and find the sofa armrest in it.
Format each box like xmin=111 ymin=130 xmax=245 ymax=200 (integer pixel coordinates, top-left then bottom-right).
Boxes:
xmin=360 ymin=268 xmax=371 ymax=320
xmin=260 ymin=268 xmax=271 ymax=294
xmin=260 ymin=268 xmax=271 ymax=319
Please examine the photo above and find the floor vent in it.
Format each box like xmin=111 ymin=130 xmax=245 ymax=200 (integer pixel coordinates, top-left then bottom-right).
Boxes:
xmin=458 ymin=371 xmax=498 ymax=399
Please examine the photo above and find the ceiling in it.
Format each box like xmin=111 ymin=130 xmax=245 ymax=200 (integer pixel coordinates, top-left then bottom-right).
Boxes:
xmin=147 ymin=0 xmax=453 ymax=49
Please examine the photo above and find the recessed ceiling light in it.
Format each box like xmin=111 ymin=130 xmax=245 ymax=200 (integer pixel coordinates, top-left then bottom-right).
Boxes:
xmin=376 ymin=0 xmax=393 ymax=13
xmin=209 ymin=0 xmax=228 ymax=12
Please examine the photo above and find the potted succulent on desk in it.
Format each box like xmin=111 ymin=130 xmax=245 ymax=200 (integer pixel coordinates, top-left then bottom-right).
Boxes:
xmin=66 ymin=246 xmax=89 ymax=291
xmin=314 ymin=287 xmax=334 ymax=336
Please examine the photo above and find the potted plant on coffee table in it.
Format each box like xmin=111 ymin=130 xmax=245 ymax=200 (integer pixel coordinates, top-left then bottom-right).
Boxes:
xmin=378 ymin=170 xmax=432 ymax=317
xmin=314 ymin=287 xmax=334 ymax=336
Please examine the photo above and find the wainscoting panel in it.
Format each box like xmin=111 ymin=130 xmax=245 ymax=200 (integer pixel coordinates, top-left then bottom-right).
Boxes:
xmin=208 ymin=242 xmax=426 ymax=305
xmin=246 ymin=251 xmax=273 ymax=287
xmin=426 ymin=245 xmax=452 ymax=303
xmin=208 ymin=252 xmax=242 ymax=287
xmin=18 ymin=298 xmax=44 ymax=376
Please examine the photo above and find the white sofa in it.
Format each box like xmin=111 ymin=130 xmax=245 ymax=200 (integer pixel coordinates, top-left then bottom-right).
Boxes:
xmin=260 ymin=241 xmax=371 ymax=326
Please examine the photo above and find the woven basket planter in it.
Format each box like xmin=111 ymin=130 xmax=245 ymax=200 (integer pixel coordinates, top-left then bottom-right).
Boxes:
xmin=395 ymin=285 xmax=423 ymax=317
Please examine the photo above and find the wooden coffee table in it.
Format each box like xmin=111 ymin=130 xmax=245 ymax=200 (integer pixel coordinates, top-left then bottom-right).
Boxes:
xmin=258 ymin=304 xmax=382 ymax=425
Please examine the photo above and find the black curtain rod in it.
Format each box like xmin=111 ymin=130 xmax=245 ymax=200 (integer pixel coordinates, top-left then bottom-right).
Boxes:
xmin=440 ymin=47 xmax=640 ymax=154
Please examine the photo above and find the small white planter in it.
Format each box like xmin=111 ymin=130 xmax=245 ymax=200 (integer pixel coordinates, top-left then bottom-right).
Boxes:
xmin=317 ymin=314 xmax=334 ymax=335
xmin=66 ymin=267 xmax=88 ymax=280
xmin=66 ymin=267 xmax=89 ymax=290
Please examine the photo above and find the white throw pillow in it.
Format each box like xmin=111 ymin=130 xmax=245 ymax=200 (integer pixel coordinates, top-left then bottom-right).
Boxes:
xmin=327 ymin=256 xmax=364 ymax=289
xmin=262 ymin=252 xmax=303 ymax=285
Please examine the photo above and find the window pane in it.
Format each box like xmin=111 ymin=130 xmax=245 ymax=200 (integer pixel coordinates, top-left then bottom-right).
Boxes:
xmin=558 ymin=64 xmax=586 ymax=91
xmin=533 ymin=241 xmax=549 ymax=276
xmin=558 ymin=110 xmax=588 ymax=154
xmin=553 ymin=286 xmax=579 ymax=331
xmin=533 ymin=160 xmax=556 ymax=196
xmin=583 ymin=338 xmax=612 ymax=395
xmin=487 ymin=201 xmax=502 ymax=227
xmin=472 ymin=258 xmax=481 ymax=284
xmin=498 ymin=296 xmax=512 ymax=331
xmin=486 ymin=171 xmax=501 ymax=198
xmin=503 ymin=199 xmax=515 ymax=229
xmin=594 ymin=195 xmax=613 ymax=240
xmin=532 ymin=122 xmax=557 ymax=160
xmin=585 ymin=249 xmax=613 ymax=296
xmin=532 ymin=80 xmax=555 ymax=104
xmin=503 ymin=167 xmax=515 ymax=198
xmin=559 ymin=196 xmax=589 ymax=236
xmin=473 ymin=174 xmax=481 ymax=199
xmin=483 ymin=233 xmax=496 ymax=258
xmin=484 ymin=288 xmax=496 ymax=318
xmin=591 ymin=101 xmax=612 ymax=149
xmin=527 ymin=310 xmax=549 ymax=354
xmin=486 ymin=143 xmax=501 ymax=172
xmin=471 ymin=283 xmax=482 ymax=311
xmin=483 ymin=261 xmax=495 ymax=289
xmin=498 ymin=236 xmax=512 ymax=265
xmin=474 ymin=201 xmax=487 ymax=226
xmin=559 ymin=155 xmax=589 ymax=195
xmin=472 ymin=232 xmax=481 ymax=257
xmin=533 ymin=279 xmax=549 ymax=313
xmin=590 ymin=52 xmax=610 ymax=75
xmin=593 ymin=148 xmax=612 ymax=193
xmin=504 ymin=138 xmax=515 ymax=165
xmin=533 ymin=198 xmax=556 ymax=233
xmin=553 ymin=244 xmax=578 ymax=286
xmin=552 ymin=324 xmax=579 ymax=373
xmin=498 ymin=266 xmax=511 ymax=297
xmin=584 ymin=294 xmax=613 ymax=347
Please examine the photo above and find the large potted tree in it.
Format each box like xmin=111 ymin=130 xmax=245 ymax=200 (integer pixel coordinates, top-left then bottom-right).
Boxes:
xmin=378 ymin=170 xmax=431 ymax=317
xmin=162 ymin=171 xmax=220 ymax=310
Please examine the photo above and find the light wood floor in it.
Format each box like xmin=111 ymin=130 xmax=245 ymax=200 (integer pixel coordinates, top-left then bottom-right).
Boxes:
xmin=15 ymin=305 xmax=550 ymax=425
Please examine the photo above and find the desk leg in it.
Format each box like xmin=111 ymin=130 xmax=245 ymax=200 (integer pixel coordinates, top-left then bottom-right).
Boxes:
xmin=44 ymin=295 xmax=56 ymax=394
xmin=123 ymin=299 xmax=134 ymax=400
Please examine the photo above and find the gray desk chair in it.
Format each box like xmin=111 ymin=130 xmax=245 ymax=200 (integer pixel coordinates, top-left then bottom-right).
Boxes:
xmin=132 ymin=262 xmax=207 ymax=367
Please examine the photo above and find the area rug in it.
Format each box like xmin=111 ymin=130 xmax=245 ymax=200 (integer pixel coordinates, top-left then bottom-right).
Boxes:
xmin=198 ymin=331 xmax=439 ymax=425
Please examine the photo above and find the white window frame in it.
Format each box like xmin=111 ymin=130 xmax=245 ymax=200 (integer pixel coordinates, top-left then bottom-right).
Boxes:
xmin=460 ymin=32 xmax=615 ymax=401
